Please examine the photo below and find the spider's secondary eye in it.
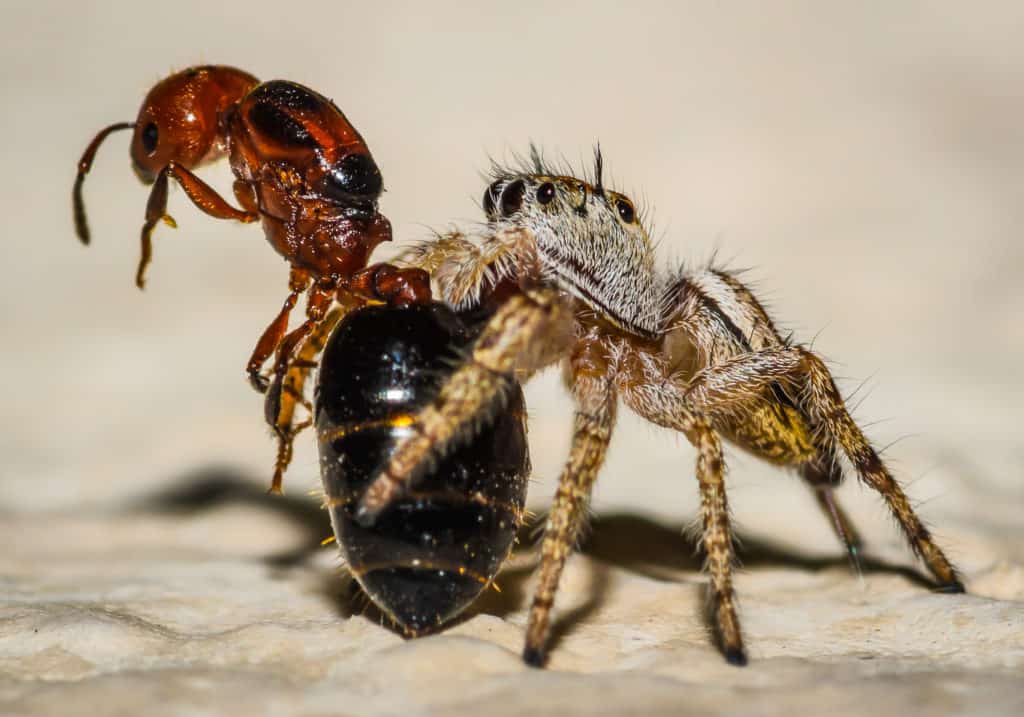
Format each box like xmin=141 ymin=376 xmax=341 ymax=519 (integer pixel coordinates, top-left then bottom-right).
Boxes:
xmin=616 ymin=198 xmax=635 ymax=224
xmin=500 ymin=179 xmax=525 ymax=216
xmin=141 ymin=122 xmax=159 ymax=155
xmin=537 ymin=182 xmax=555 ymax=205
xmin=482 ymin=180 xmax=502 ymax=217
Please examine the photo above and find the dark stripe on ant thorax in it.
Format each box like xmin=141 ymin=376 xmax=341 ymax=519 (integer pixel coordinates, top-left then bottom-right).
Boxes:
xmin=247 ymin=100 xmax=318 ymax=148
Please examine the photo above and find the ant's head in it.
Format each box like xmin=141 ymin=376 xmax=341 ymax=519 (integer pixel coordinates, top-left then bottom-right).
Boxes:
xmin=73 ymin=66 xmax=258 ymax=244
xmin=130 ymin=66 xmax=257 ymax=183
xmin=482 ymin=147 xmax=660 ymax=338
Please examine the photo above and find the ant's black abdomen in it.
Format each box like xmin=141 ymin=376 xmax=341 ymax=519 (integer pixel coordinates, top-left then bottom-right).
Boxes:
xmin=315 ymin=303 xmax=529 ymax=634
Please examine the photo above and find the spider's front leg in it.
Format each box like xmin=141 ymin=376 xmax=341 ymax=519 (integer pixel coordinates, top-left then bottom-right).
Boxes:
xmin=355 ymin=286 xmax=573 ymax=523
xmin=523 ymin=340 xmax=618 ymax=667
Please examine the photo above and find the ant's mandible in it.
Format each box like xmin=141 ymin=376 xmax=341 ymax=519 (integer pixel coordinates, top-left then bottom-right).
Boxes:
xmin=73 ymin=65 xmax=431 ymax=491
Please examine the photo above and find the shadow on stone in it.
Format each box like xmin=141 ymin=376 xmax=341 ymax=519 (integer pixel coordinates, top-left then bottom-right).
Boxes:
xmin=129 ymin=467 xmax=939 ymax=644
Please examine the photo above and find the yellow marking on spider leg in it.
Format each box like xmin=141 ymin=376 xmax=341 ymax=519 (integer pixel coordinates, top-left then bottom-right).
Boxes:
xmin=320 ymin=535 xmax=337 ymax=546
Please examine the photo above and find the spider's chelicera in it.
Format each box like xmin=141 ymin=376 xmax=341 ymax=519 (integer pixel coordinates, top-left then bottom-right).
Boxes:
xmin=352 ymin=147 xmax=962 ymax=667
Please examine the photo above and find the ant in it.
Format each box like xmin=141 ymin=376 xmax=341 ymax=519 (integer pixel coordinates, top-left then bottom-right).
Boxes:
xmin=73 ymin=65 xmax=431 ymax=492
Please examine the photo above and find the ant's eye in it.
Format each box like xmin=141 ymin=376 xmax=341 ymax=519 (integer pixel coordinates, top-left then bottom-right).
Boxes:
xmin=616 ymin=198 xmax=635 ymax=224
xmin=500 ymin=179 xmax=525 ymax=216
xmin=483 ymin=180 xmax=501 ymax=217
xmin=537 ymin=182 xmax=555 ymax=205
xmin=141 ymin=122 xmax=159 ymax=155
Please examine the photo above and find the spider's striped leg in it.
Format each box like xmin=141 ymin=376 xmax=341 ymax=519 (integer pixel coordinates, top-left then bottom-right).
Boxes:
xmin=683 ymin=347 xmax=963 ymax=591
xmin=617 ymin=352 xmax=746 ymax=666
xmin=664 ymin=268 xmax=866 ymax=562
xmin=523 ymin=368 xmax=617 ymax=667
xmin=801 ymin=450 xmax=864 ymax=573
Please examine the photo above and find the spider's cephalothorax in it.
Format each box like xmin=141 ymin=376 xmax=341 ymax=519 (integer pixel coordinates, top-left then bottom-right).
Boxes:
xmin=349 ymin=148 xmax=964 ymax=668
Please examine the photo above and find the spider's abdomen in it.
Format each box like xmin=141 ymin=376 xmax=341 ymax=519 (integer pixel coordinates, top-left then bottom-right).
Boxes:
xmin=315 ymin=303 xmax=529 ymax=634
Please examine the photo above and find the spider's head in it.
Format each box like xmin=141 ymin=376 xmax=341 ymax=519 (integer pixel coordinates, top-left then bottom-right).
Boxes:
xmin=483 ymin=148 xmax=660 ymax=338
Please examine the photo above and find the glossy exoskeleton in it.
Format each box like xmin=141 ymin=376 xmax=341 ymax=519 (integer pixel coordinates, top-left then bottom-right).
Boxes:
xmin=73 ymin=64 xmax=430 ymax=492
xmin=316 ymin=303 xmax=530 ymax=632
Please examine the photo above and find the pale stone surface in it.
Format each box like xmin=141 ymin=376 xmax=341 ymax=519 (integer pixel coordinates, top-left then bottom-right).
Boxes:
xmin=3 ymin=3 xmax=1023 ymax=715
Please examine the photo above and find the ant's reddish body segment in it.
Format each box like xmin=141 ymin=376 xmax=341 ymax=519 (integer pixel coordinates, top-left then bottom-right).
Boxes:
xmin=73 ymin=65 xmax=431 ymax=491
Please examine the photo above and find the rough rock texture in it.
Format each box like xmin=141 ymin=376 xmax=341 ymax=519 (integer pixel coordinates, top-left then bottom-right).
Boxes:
xmin=3 ymin=3 xmax=1023 ymax=715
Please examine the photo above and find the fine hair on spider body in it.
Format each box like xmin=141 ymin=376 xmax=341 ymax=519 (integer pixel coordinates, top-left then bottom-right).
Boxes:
xmin=352 ymin=146 xmax=964 ymax=668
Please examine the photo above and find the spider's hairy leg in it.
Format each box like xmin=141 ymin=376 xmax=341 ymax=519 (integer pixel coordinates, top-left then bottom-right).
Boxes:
xmin=801 ymin=450 xmax=863 ymax=572
xmin=264 ymin=305 xmax=348 ymax=495
xmin=796 ymin=347 xmax=963 ymax=591
xmin=665 ymin=269 xmax=867 ymax=566
xmin=356 ymin=287 xmax=573 ymax=523
xmin=682 ymin=347 xmax=963 ymax=591
xmin=617 ymin=348 xmax=746 ymax=666
xmin=523 ymin=342 xmax=618 ymax=668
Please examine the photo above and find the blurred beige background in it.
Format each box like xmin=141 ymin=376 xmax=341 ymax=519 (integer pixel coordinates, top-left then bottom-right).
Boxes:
xmin=2 ymin=2 xmax=1022 ymax=716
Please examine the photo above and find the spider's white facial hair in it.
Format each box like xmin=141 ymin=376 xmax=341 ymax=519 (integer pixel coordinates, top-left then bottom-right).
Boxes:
xmin=492 ymin=174 xmax=661 ymax=339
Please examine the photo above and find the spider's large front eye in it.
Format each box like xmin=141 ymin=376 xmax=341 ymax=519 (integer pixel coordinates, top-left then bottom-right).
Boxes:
xmin=141 ymin=122 xmax=159 ymax=156
xmin=616 ymin=198 xmax=635 ymax=224
xmin=500 ymin=179 xmax=525 ymax=216
xmin=537 ymin=182 xmax=555 ymax=205
xmin=482 ymin=180 xmax=502 ymax=217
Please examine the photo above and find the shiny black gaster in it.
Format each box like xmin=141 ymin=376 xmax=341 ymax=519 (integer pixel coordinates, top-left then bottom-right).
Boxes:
xmin=315 ymin=303 xmax=530 ymax=633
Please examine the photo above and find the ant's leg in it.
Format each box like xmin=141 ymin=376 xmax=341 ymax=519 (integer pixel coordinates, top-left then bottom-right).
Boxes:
xmin=137 ymin=161 xmax=259 ymax=288
xmin=263 ymin=260 xmax=428 ymax=493
xmin=247 ymin=267 xmax=311 ymax=392
xmin=262 ymin=284 xmax=334 ymax=407
xmin=682 ymin=347 xmax=963 ymax=592
xmin=523 ymin=369 xmax=617 ymax=668
xmin=616 ymin=358 xmax=746 ymax=666
xmin=357 ymin=288 xmax=573 ymax=522
xmin=264 ymin=306 xmax=347 ymax=495
xmin=801 ymin=450 xmax=864 ymax=572
xmin=232 ymin=179 xmax=260 ymax=214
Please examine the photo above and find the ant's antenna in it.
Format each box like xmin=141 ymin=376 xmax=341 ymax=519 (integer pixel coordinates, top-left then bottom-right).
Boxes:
xmin=73 ymin=122 xmax=134 ymax=244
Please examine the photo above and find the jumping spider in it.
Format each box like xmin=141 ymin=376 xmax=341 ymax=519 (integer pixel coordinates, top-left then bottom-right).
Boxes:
xmin=352 ymin=148 xmax=964 ymax=667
